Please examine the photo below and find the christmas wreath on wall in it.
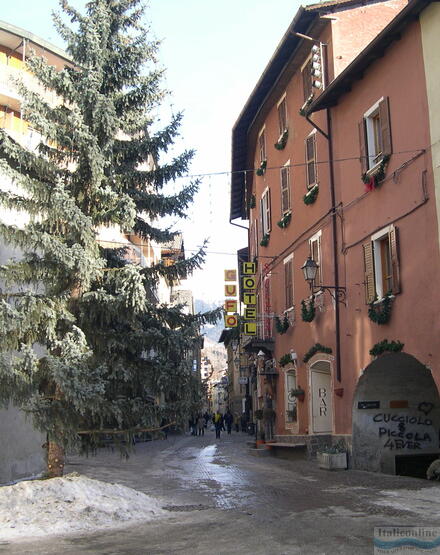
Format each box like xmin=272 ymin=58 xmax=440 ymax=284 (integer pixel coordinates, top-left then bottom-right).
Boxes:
xmin=275 ymin=314 xmax=290 ymax=334
xmin=274 ymin=129 xmax=288 ymax=150
xmin=362 ymin=154 xmax=390 ymax=192
xmin=369 ymin=339 xmax=404 ymax=357
xmin=368 ymin=292 xmax=393 ymax=325
xmin=256 ymin=160 xmax=267 ymax=176
xmin=301 ymin=296 xmax=315 ymax=322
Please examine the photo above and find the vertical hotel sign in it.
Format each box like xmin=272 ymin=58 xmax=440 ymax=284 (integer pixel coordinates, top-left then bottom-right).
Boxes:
xmin=224 ymin=269 xmax=238 ymax=328
xmin=242 ymin=262 xmax=257 ymax=335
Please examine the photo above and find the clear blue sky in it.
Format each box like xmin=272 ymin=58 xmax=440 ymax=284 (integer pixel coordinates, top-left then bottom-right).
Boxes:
xmin=1 ymin=0 xmax=303 ymax=303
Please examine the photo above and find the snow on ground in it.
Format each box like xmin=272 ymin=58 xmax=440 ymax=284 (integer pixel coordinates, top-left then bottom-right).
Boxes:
xmin=0 ymin=472 xmax=166 ymax=541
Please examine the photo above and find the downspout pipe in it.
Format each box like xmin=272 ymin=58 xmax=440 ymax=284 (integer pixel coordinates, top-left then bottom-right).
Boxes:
xmin=326 ymin=108 xmax=342 ymax=383
xmin=305 ymin=44 xmax=342 ymax=383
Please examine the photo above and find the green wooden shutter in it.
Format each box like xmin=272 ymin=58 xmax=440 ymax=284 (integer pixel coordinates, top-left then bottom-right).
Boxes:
xmin=388 ymin=225 xmax=400 ymax=294
xmin=358 ymin=120 xmax=368 ymax=174
xmin=363 ymin=241 xmax=376 ymax=304
xmin=379 ymin=97 xmax=392 ymax=157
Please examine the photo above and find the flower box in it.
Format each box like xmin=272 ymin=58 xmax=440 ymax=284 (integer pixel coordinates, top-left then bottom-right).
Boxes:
xmin=317 ymin=451 xmax=347 ymax=470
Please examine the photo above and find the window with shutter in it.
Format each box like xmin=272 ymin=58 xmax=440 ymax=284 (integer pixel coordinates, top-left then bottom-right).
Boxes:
xmin=258 ymin=128 xmax=266 ymax=164
xmin=280 ymin=164 xmax=291 ymax=215
xmin=360 ymin=97 xmax=392 ymax=171
xmin=364 ymin=224 xmax=400 ymax=303
xmin=309 ymin=231 xmax=322 ymax=286
xmin=277 ymin=95 xmax=288 ymax=137
xmin=261 ymin=188 xmax=271 ymax=235
xmin=284 ymin=256 xmax=294 ymax=310
xmin=305 ymin=134 xmax=317 ymax=189
xmin=302 ymin=58 xmax=313 ymax=101
xmin=363 ymin=242 xmax=376 ymax=304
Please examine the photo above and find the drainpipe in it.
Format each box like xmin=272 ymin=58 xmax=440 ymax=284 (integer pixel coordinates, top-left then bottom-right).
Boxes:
xmin=326 ymin=107 xmax=342 ymax=383
xmin=304 ymin=44 xmax=342 ymax=383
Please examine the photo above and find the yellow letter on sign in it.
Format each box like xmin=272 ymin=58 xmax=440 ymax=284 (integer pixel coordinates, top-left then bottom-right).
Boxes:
xmin=225 ymin=284 xmax=237 ymax=297
xmin=224 ymin=300 xmax=237 ymax=312
xmin=224 ymin=269 xmax=237 ymax=282
xmin=243 ymin=293 xmax=256 ymax=305
xmin=242 ymin=262 xmax=256 ymax=275
xmin=243 ymin=276 xmax=256 ymax=290
xmin=224 ymin=314 xmax=238 ymax=328
xmin=244 ymin=307 xmax=257 ymax=320
xmin=243 ymin=322 xmax=257 ymax=335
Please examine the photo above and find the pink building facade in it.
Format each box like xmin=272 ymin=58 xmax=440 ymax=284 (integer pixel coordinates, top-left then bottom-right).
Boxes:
xmin=231 ymin=0 xmax=440 ymax=474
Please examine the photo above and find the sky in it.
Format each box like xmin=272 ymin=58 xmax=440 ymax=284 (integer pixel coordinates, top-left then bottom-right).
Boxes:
xmin=1 ymin=0 xmax=304 ymax=303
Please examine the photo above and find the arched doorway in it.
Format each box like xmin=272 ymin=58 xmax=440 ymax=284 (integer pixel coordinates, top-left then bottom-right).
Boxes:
xmin=309 ymin=360 xmax=333 ymax=434
xmin=352 ymin=352 xmax=440 ymax=475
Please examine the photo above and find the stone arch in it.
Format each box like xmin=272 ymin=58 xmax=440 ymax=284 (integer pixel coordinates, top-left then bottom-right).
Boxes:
xmin=352 ymin=352 xmax=440 ymax=475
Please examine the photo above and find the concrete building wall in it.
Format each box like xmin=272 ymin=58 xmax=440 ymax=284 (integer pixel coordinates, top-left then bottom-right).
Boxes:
xmin=0 ymin=405 xmax=45 ymax=484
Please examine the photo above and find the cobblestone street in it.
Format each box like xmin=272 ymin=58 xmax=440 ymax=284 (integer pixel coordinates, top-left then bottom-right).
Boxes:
xmin=3 ymin=431 xmax=439 ymax=554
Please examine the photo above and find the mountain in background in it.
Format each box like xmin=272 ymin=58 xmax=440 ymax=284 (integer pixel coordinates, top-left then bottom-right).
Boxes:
xmin=195 ymin=299 xmax=224 ymax=343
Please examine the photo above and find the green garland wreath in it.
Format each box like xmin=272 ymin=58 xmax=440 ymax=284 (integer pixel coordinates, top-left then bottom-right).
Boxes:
xmin=361 ymin=154 xmax=390 ymax=189
xmin=279 ymin=353 xmax=292 ymax=367
xmin=301 ymin=296 xmax=315 ymax=322
xmin=369 ymin=339 xmax=404 ymax=357
xmin=303 ymin=343 xmax=332 ymax=363
xmin=275 ymin=314 xmax=289 ymax=334
xmin=260 ymin=233 xmax=270 ymax=247
xmin=277 ymin=212 xmax=291 ymax=228
xmin=256 ymin=160 xmax=267 ymax=176
xmin=368 ymin=292 xmax=392 ymax=325
xmin=274 ymin=129 xmax=288 ymax=150
xmin=303 ymin=184 xmax=319 ymax=205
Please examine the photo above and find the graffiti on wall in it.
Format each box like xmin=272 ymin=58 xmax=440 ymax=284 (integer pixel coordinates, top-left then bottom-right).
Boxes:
xmin=372 ymin=406 xmax=434 ymax=450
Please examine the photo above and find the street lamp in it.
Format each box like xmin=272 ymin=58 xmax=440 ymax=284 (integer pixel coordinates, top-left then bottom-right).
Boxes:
xmin=301 ymin=257 xmax=346 ymax=304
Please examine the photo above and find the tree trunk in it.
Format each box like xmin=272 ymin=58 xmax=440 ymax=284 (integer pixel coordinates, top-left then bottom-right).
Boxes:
xmin=46 ymin=384 xmax=65 ymax=478
xmin=47 ymin=438 xmax=65 ymax=478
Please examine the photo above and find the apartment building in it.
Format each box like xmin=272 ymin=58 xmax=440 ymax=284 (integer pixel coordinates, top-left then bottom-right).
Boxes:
xmin=230 ymin=0 xmax=440 ymax=475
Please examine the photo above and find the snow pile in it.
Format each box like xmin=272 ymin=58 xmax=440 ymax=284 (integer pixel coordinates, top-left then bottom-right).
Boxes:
xmin=0 ymin=473 xmax=165 ymax=540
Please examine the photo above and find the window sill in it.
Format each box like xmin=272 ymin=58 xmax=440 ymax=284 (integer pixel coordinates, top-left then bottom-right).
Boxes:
xmin=372 ymin=293 xmax=395 ymax=305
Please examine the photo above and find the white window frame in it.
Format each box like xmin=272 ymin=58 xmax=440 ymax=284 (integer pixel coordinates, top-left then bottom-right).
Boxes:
xmin=364 ymin=97 xmax=384 ymax=170
xmin=258 ymin=126 xmax=266 ymax=164
xmin=280 ymin=161 xmax=291 ymax=216
xmin=261 ymin=187 xmax=271 ymax=236
xmin=309 ymin=230 xmax=322 ymax=286
xmin=283 ymin=253 xmax=294 ymax=312
xmin=305 ymin=130 xmax=317 ymax=189
xmin=301 ymin=54 xmax=313 ymax=102
xmin=371 ymin=224 xmax=393 ymax=300
xmin=277 ymin=93 xmax=288 ymax=138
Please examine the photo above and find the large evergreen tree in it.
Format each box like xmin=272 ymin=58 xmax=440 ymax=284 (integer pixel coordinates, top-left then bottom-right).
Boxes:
xmin=0 ymin=0 xmax=219 ymax=476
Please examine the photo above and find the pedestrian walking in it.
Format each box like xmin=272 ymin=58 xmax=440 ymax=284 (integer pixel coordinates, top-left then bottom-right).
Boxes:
xmin=197 ymin=414 xmax=205 ymax=436
xmin=214 ymin=411 xmax=222 ymax=439
xmin=203 ymin=411 xmax=210 ymax=428
xmin=234 ymin=413 xmax=240 ymax=433
xmin=224 ymin=410 xmax=233 ymax=435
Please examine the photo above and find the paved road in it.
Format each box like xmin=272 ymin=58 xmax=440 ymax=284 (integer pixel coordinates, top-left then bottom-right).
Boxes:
xmin=2 ymin=431 xmax=439 ymax=554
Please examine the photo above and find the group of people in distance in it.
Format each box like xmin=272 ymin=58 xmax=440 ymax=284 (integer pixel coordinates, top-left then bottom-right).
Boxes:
xmin=188 ymin=410 xmax=237 ymax=439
